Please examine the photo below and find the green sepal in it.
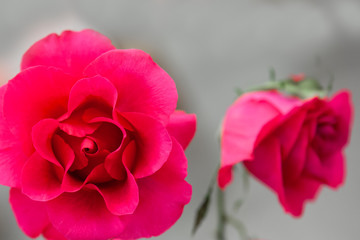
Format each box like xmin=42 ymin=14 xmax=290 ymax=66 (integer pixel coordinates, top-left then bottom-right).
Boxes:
xmin=282 ymin=77 xmax=326 ymax=99
xmin=235 ymin=87 xmax=245 ymax=97
xmin=244 ymin=76 xmax=327 ymax=100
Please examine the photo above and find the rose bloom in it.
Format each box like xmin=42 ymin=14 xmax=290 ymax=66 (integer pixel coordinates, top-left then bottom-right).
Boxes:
xmin=0 ymin=30 xmax=196 ymax=240
xmin=218 ymin=90 xmax=352 ymax=216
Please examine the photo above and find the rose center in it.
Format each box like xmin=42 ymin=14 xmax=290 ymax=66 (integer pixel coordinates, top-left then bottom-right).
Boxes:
xmin=81 ymin=137 xmax=98 ymax=154
xmin=317 ymin=115 xmax=337 ymax=138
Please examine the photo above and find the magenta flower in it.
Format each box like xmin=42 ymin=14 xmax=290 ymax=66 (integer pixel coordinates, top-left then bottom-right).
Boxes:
xmin=0 ymin=30 xmax=196 ymax=240
xmin=218 ymin=90 xmax=352 ymax=216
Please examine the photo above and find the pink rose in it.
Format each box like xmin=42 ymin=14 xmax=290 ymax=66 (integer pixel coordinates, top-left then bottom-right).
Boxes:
xmin=218 ymin=90 xmax=352 ymax=216
xmin=0 ymin=30 xmax=196 ymax=240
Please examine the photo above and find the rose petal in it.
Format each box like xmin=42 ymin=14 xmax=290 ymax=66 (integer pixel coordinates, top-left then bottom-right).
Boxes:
xmin=328 ymin=91 xmax=352 ymax=145
xmin=281 ymin=177 xmax=321 ymax=217
xmin=52 ymin=135 xmax=75 ymax=172
xmin=43 ymin=225 xmax=67 ymax=240
xmin=51 ymin=135 xmax=85 ymax=193
xmin=0 ymin=85 xmax=27 ymax=187
xmin=219 ymin=95 xmax=282 ymax=188
xmin=62 ymin=163 xmax=113 ymax=195
xmin=219 ymin=91 xmax=308 ymax=189
xmin=59 ymin=118 xmax=100 ymax=138
xmin=84 ymin=163 xmax=113 ymax=184
xmin=121 ymin=140 xmax=137 ymax=174
xmin=120 ymin=112 xmax=172 ymax=178
xmin=166 ymin=110 xmax=196 ymax=150
xmin=247 ymin=91 xmax=303 ymax=114
xmin=244 ymin=137 xmax=284 ymax=197
xmin=304 ymin=149 xmax=345 ymax=188
xmin=276 ymin=108 xmax=307 ymax=159
xmin=89 ymin=167 xmax=139 ymax=216
xmin=58 ymin=132 xmax=89 ymax=171
xmin=4 ymin=66 xmax=76 ymax=155
xmin=117 ymin=138 xmax=191 ymax=239
xmin=9 ymin=188 xmax=49 ymax=238
xmin=105 ymin=144 xmax=129 ymax=181
xmin=281 ymin=122 xmax=309 ymax=184
xmin=88 ymin=119 xmax=124 ymax=153
xmin=21 ymin=152 xmax=63 ymax=201
xmin=84 ymin=49 xmax=178 ymax=124
xmin=221 ymin=96 xmax=280 ymax=164
xmin=32 ymin=119 xmax=61 ymax=167
xmin=61 ymin=174 xmax=83 ymax=194
xmin=46 ymin=188 xmax=124 ymax=240
xmin=67 ymin=75 xmax=118 ymax=114
xmin=218 ymin=166 xmax=233 ymax=189
xmin=21 ymin=29 xmax=115 ymax=77
xmin=313 ymin=91 xmax=353 ymax=156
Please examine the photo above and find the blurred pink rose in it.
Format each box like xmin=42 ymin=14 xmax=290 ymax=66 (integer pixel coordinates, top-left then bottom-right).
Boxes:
xmin=0 ymin=30 xmax=196 ymax=239
xmin=218 ymin=90 xmax=352 ymax=216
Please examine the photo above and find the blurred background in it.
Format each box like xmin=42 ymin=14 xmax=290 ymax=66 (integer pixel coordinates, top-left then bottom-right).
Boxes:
xmin=0 ymin=0 xmax=359 ymax=239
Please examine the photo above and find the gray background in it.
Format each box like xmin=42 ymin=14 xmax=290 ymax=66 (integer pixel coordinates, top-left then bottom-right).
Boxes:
xmin=0 ymin=0 xmax=359 ymax=239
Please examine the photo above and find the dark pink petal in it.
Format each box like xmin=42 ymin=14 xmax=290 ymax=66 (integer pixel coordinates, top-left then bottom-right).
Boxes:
xmin=59 ymin=119 xmax=99 ymax=138
xmin=46 ymin=188 xmax=124 ymax=240
xmin=82 ymin=107 xmax=112 ymax=122
xmin=32 ymin=119 xmax=61 ymax=167
xmin=84 ymin=49 xmax=178 ymax=124
xmin=166 ymin=110 xmax=196 ymax=150
xmin=84 ymin=163 xmax=113 ymax=184
xmin=61 ymin=173 xmax=83 ymax=193
xmin=328 ymin=91 xmax=352 ymax=145
xmin=0 ymin=139 xmax=27 ymax=188
xmin=219 ymin=91 xmax=310 ymax=189
xmin=276 ymin=109 xmax=307 ymax=160
xmin=218 ymin=166 xmax=233 ymax=189
xmin=313 ymin=91 xmax=353 ymax=156
xmin=51 ymin=135 xmax=84 ymax=193
xmin=117 ymin=138 xmax=191 ymax=239
xmin=9 ymin=188 xmax=49 ymax=238
xmin=219 ymin=95 xmax=282 ymax=188
xmin=105 ymin=145 xmax=128 ymax=181
xmin=113 ymin=110 xmax=136 ymax=131
xmin=74 ymin=149 xmax=109 ymax=182
xmin=244 ymin=137 xmax=284 ymax=197
xmin=89 ymin=167 xmax=139 ymax=216
xmin=88 ymin=118 xmax=125 ymax=153
xmin=0 ymin=85 xmax=27 ymax=187
xmin=62 ymin=163 xmax=111 ymax=194
xmin=113 ymin=239 xmax=135 ymax=240
xmin=4 ymin=66 xmax=76 ymax=155
xmin=58 ymin=134 xmax=89 ymax=171
xmin=43 ymin=225 xmax=67 ymax=240
xmin=61 ymin=173 xmax=84 ymax=192
xmin=67 ymin=75 xmax=118 ymax=114
xmin=281 ymin=177 xmax=321 ymax=217
xmin=21 ymin=29 xmax=115 ymax=77
xmin=120 ymin=112 xmax=172 ymax=178
xmin=121 ymin=140 xmax=137 ymax=174
xmin=21 ymin=153 xmax=63 ymax=201
xmin=86 ymin=117 xmax=127 ymax=181
xmin=221 ymin=96 xmax=279 ymax=163
xmin=52 ymin=134 xmax=75 ymax=172
xmin=304 ymin=150 xmax=345 ymax=188
xmin=243 ymin=91 xmax=303 ymax=115
xmin=281 ymin=123 xmax=309 ymax=184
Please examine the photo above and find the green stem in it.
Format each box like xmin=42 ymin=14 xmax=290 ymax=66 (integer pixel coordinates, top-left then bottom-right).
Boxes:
xmin=216 ymin=187 xmax=226 ymax=240
xmin=226 ymin=215 xmax=250 ymax=240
